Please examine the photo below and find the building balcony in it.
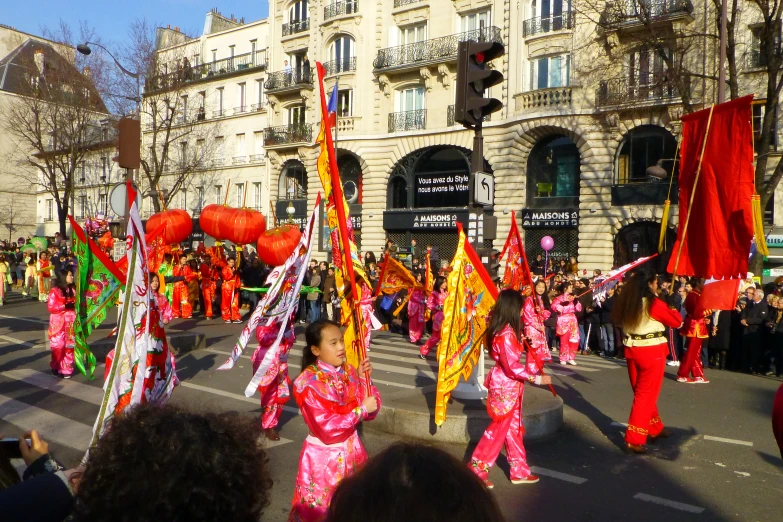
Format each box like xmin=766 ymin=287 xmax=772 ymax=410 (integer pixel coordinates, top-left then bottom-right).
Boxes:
xmin=516 ymin=87 xmax=573 ymax=111
xmin=595 ymin=77 xmax=679 ymax=108
xmin=144 ymin=51 xmax=267 ymax=94
xmin=264 ymin=70 xmax=314 ymax=94
xmin=324 ymin=1 xmax=358 ymax=21
xmin=393 ymin=0 xmax=423 ymax=7
xmin=374 ymin=26 xmax=503 ymax=72
xmin=337 ymin=115 xmax=360 ymax=133
xmin=264 ymin=124 xmax=314 ymax=147
xmin=282 ymin=19 xmax=310 ymax=37
xmin=212 ymin=158 xmax=225 ymax=168
xmin=232 ymin=156 xmax=247 ymax=165
xmin=213 ymin=109 xmax=226 ymax=118
xmin=233 ymin=105 xmax=248 ymax=116
xmin=523 ymin=12 xmax=574 ymax=38
xmin=745 ymin=49 xmax=783 ymax=70
xmin=388 ymin=109 xmax=426 ymax=133
xmin=611 ymin=180 xmax=677 ymax=206
xmin=446 ymin=105 xmax=490 ymax=126
xmin=249 ymin=153 xmax=266 ymax=163
xmin=601 ymin=0 xmax=694 ymax=29
xmin=323 ymin=57 xmax=357 ymax=76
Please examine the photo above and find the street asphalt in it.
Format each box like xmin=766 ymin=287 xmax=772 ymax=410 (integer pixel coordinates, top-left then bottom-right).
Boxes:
xmin=0 ymin=289 xmax=781 ymax=521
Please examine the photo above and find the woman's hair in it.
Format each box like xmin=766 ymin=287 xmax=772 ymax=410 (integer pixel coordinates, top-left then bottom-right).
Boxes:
xmin=433 ymin=276 xmax=446 ymax=292
xmin=72 ymin=404 xmax=271 ymax=522
xmin=302 ymin=319 xmax=341 ymax=371
xmin=611 ymin=271 xmax=658 ymax=331
xmin=485 ymin=288 xmax=524 ymax=348
xmin=54 ymin=268 xmax=74 ymax=292
xmin=415 ymin=271 xmax=424 ymax=283
xmin=535 ymin=280 xmax=551 ymax=308
xmin=0 ymin=444 xmax=20 ymax=490
xmin=557 ymin=281 xmax=573 ymax=295
xmin=326 ymin=442 xmax=504 ymax=522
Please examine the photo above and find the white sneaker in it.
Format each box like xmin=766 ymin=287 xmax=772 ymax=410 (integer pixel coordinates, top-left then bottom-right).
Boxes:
xmin=567 ymin=360 xmax=577 ymax=366
xmin=560 ymin=360 xmax=568 ymax=365
xmin=667 ymin=361 xmax=678 ymax=367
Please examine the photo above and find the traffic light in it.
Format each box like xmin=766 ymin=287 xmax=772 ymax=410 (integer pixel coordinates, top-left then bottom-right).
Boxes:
xmin=454 ymin=40 xmax=504 ymax=128
xmin=117 ymin=117 xmax=141 ymax=169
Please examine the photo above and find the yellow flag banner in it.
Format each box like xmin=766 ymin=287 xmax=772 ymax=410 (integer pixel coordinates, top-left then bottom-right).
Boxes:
xmin=435 ymin=227 xmax=499 ymax=426
xmin=424 ymin=247 xmax=434 ymax=321
xmin=376 ymin=255 xmax=419 ymax=295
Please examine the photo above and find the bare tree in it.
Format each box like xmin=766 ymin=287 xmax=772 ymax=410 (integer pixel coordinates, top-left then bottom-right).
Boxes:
xmin=0 ymin=38 xmax=109 ymax=237
xmin=115 ymin=19 xmax=223 ymax=213
xmin=0 ymin=190 xmax=35 ymax=242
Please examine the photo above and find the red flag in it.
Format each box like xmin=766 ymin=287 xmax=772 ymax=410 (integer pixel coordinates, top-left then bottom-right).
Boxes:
xmin=695 ymin=278 xmax=742 ymax=316
xmin=499 ymin=211 xmax=534 ymax=292
xmin=667 ymin=96 xmax=755 ymax=278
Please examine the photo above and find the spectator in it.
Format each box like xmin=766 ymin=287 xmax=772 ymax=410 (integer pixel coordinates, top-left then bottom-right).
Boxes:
xmin=308 ymin=267 xmax=322 ymax=322
xmin=72 ymin=404 xmax=272 ymax=522
xmin=740 ymin=288 xmax=768 ymax=374
xmin=326 ymin=442 xmax=505 ymax=522
xmin=364 ymin=251 xmax=376 ymax=267
xmin=323 ymin=266 xmax=336 ymax=320
xmin=598 ymin=285 xmax=615 ymax=357
xmin=711 ymin=309 xmax=732 ymax=371
xmin=0 ymin=254 xmax=8 ymax=306
xmin=410 ymin=238 xmax=419 ymax=259
xmin=318 ymin=261 xmax=328 ymax=316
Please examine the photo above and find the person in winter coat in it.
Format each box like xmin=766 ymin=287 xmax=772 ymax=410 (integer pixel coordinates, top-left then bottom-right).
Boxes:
xmin=599 ymin=286 xmax=616 ymax=357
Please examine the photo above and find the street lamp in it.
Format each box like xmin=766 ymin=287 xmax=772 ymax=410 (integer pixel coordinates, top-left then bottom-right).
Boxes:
xmin=78 ymin=42 xmax=141 ymax=233
xmin=286 ymin=200 xmax=296 ymax=223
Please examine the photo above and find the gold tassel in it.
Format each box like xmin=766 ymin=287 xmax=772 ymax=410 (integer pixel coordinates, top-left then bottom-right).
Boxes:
xmin=658 ymin=199 xmax=671 ymax=253
xmin=752 ymin=194 xmax=769 ymax=257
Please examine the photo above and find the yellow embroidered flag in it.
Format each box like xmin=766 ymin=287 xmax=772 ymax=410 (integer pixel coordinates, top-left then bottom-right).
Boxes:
xmin=435 ymin=227 xmax=498 ymax=426
xmin=424 ymin=247 xmax=434 ymax=320
xmin=376 ymin=255 xmax=418 ymax=295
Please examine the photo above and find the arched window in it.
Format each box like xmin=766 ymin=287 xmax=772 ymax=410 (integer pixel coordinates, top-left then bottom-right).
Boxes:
xmin=329 ymin=35 xmax=355 ymax=74
xmin=388 ymin=177 xmax=408 ymax=209
xmin=278 ymin=160 xmax=307 ymax=200
xmin=616 ymin=125 xmax=677 ymax=184
xmin=289 ymin=0 xmax=308 ymax=23
xmin=338 ymin=154 xmax=362 ymax=204
xmin=526 ymin=135 xmax=580 ymax=209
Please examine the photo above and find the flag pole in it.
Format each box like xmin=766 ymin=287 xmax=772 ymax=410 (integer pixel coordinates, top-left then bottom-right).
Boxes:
xmin=316 ymin=63 xmax=370 ymax=386
xmin=670 ymin=105 xmax=715 ymax=287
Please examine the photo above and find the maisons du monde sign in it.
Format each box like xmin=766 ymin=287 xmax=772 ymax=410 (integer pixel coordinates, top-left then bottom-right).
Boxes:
xmin=521 ymin=209 xmax=579 ymax=228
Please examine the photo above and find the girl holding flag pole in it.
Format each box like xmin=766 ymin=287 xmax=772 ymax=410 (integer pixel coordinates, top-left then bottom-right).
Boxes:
xmin=523 ymin=279 xmax=552 ymax=373
xmin=420 ymin=276 xmax=448 ymax=359
xmin=408 ymin=271 xmax=428 ymax=344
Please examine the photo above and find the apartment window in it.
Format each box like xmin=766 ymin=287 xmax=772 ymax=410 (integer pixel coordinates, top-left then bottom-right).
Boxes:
xmin=236 ymin=133 xmax=246 ymax=159
xmin=79 ymin=196 xmax=87 ymax=219
xmin=251 ymin=39 xmax=257 ymax=56
xmin=530 ymin=0 xmax=572 ymax=23
xmin=253 ymin=131 xmax=264 ymax=156
xmin=395 ymin=86 xmax=425 ymax=112
xmin=529 ymin=54 xmax=571 ymax=90
xmin=217 ymin=87 xmax=224 ymax=114
xmin=179 ymin=189 xmax=187 ymax=210
xmin=254 ymin=182 xmax=262 ymax=210
xmin=180 ymin=141 xmax=188 ymax=167
xmin=330 ymin=35 xmax=355 ymax=70
xmin=46 ymin=199 xmax=53 ymax=221
xmin=460 ymin=10 xmax=491 ymax=32
xmin=289 ymin=0 xmax=309 ymax=22
xmin=193 ymin=55 xmax=200 ymax=67
xmin=289 ymin=105 xmax=306 ymax=125
xmin=79 ymin=162 xmax=86 ymax=183
xmin=337 ymin=89 xmax=353 ymax=116
xmin=199 ymin=91 xmax=206 ymax=108
xmin=750 ymin=26 xmax=782 ymax=69
xmin=212 ymin=49 xmax=217 ymax=62
xmin=196 ymin=139 xmax=205 ymax=166
xmin=195 ymin=186 xmax=204 ymax=213
xmin=399 ymin=23 xmax=426 ymax=45
xmin=752 ymin=100 xmax=779 ymax=152
xmin=215 ymin=185 xmax=223 ymax=205
xmin=99 ymin=193 xmax=108 ymax=215
xmin=229 ymin=45 xmax=235 ymax=58
xmin=236 ymin=183 xmax=245 ymax=207
xmin=101 ymin=157 xmax=108 ymax=180
xmin=626 ymin=46 xmax=668 ymax=88
xmin=181 ymin=95 xmax=188 ymax=119
xmin=616 ymin=125 xmax=677 ymax=184
xmin=237 ymin=83 xmax=246 ymax=111
xmin=101 ymin=127 xmax=109 ymax=141
xmin=256 ymin=79 xmax=265 ymax=108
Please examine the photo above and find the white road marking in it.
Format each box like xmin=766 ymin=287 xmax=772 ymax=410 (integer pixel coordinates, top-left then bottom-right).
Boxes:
xmin=703 ymin=435 xmax=753 ymax=447
xmin=0 ymin=394 xmax=93 ymax=452
xmin=633 ymin=493 xmax=705 ymax=514
xmin=529 ymin=466 xmax=588 ymax=485
xmin=1 ymin=369 xmax=103 ymax=405
xmin=178 ymin=381 xmax=301 ymax=415
xmin=0 ymin=334 xmax=46 ymax=349
xmin=0 ymin=314 xmax=50 ymax=325
xmin=734 ymin=471 xmax=750 ymax=477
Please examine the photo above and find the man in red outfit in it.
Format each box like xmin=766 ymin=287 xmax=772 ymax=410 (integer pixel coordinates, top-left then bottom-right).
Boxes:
xmin=200 ymin=255 xmax=217 ymax=319
xmin=221 ymin=257 xmax=242 ymax=323
xmin=677 ymin=278 xmax=711 ymax=384
xmin=172 ymin=256 xmax=198 ymax=319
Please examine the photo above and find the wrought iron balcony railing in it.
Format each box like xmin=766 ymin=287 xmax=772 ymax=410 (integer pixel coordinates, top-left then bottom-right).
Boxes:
xmin=282 ymin=18 xmax=310 ymax=37
xmin=324 ymin=1 xmax=358 ymax=20
xmin=745 ymin=48 xmax=782 ymax=70
xmin=446 ymin=105 xmax=491 ymax=126
xmin=145 ymin=51 xmax=267 ymax=93
xmin=264 ymin=69 xmax=314 ymax=91
xmin=323 ymin=57 xmax=357 ymax=76
xmin=264 ymin=123 xmax=314 ymax=146
xmin=374 ymin=26 xmax=503 ymax=70
xmin=596 ymin=77 xmax=679 ymax=107
xmin=388 ymin=109 xmax=426 ymax=133
xmin=250 ymin=102 xmax=266 ymax=112
xmin=602 ymin=0 xmax=693 ymax=26
xmin=523 ymin=12 xmax=574 ymax=37
xmin=394 ymin=0 xmax=423 ymax=7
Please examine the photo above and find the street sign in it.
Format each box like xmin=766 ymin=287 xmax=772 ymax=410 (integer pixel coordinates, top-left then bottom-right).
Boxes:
xmin=474 ymin=172 xmax=493 ymax=206
xmin=109 ymin=182 xmax=141 ymax=218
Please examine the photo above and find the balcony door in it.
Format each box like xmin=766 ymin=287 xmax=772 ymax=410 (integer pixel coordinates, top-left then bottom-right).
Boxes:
xmin=627 ymin=46 xmax=670 ymax=98
xmin=289 ymin=105 xmax=306 ymax=126
xmin=396 ymin=24 xmax=427 ymax=63
xmin=396 ymin=87 xmax=425 ymax=114
xmin=331 ymin=35 xmax=355 ymax=73
xmin=289 ymin=0 xmax=308 ymax=23
xmin=529 ymin=54 xmax=571 ymax=91
xmin=460 ymin=10 xmax=491 ymax=33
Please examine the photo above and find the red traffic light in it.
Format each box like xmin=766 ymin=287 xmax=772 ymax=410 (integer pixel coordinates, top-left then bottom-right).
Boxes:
xmin=476 ymin=52 xmax=485 ymax=64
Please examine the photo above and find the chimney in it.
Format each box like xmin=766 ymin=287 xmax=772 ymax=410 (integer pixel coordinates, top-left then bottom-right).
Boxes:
xmin=167 ymin=24 xmax=171 ymax=29
xmin=33 ymin=49 xmax=44 ymax=74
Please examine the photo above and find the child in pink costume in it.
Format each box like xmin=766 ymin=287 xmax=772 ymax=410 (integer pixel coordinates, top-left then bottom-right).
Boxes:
xmin=523 ymin=279 xmax=552 ymax=373
xmin=408 ymin=272 xmax=428 ymax=344
xmin=551 ymin=281 xmax=581 ymax=365
xmin=469 ymin=289 xmax=551 ymax=488
xmin=420 ymin=276 xmax=447 ymax=358
xmin=48 ymin=269 xmax=76 ymax=378
xmin=289 ymin=320 xmax=380 ymax=522
xmin=252 ymin=315 xmax=296 ymax=439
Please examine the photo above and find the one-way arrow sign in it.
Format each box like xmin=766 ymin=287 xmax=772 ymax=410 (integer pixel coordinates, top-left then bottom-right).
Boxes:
xmin=474 ymin=171 xmax=493 ymax=206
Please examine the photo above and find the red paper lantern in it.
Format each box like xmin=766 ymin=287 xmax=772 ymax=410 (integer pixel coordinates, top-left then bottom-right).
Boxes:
xmin=200 ymin=204 xmax=237 ymax=241
xmin=256 ymin=224 xmax=302 ymax=267
xmin=225 ymin=208 xmax=267 ymax=245
xmin=146 ymin=209 xmax=192 ymax=245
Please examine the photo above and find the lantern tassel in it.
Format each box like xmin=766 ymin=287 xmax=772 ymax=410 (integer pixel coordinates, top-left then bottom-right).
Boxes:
xmin=752 ymin=194 xmax=770 ymax=257
xmin=658 ymin=199 xmax=671 ymax=253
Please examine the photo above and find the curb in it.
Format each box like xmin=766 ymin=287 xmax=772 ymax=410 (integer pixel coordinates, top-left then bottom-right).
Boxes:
xmin=366 ymin=386 xmax=563 ymax=445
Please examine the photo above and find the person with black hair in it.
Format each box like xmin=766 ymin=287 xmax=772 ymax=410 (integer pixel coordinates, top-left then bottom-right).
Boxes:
xmin=420 ymin=276 xmax=447 ymax=359
xmin=551 ymin=281 xmax=582 ymax=366
xmin=221 ymin=257 xmax=242 ymax=323
xmin=408 ymin=272 xmax=428 ymax=344
xmin=326 ymin=442 xmax=505 ymax=522
xmin=612 ymin=271 xmax=683 ymax=454
xmin=48 ymin=268 xmax=76 ymax=379
xmin=523 ymin=279 xmax=552 ymax=372
xmin=469 ymin=289 xmax=552 ymax=488
xmin=157 ymin=253 xmax=175 ymax=304
xmin=677 ymin=278 xmax=712 ymax=384
xmin=290 ymin=319 xmax=380 ymax=521
xmin=70 ymin=403 xmax=272 ymax=522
